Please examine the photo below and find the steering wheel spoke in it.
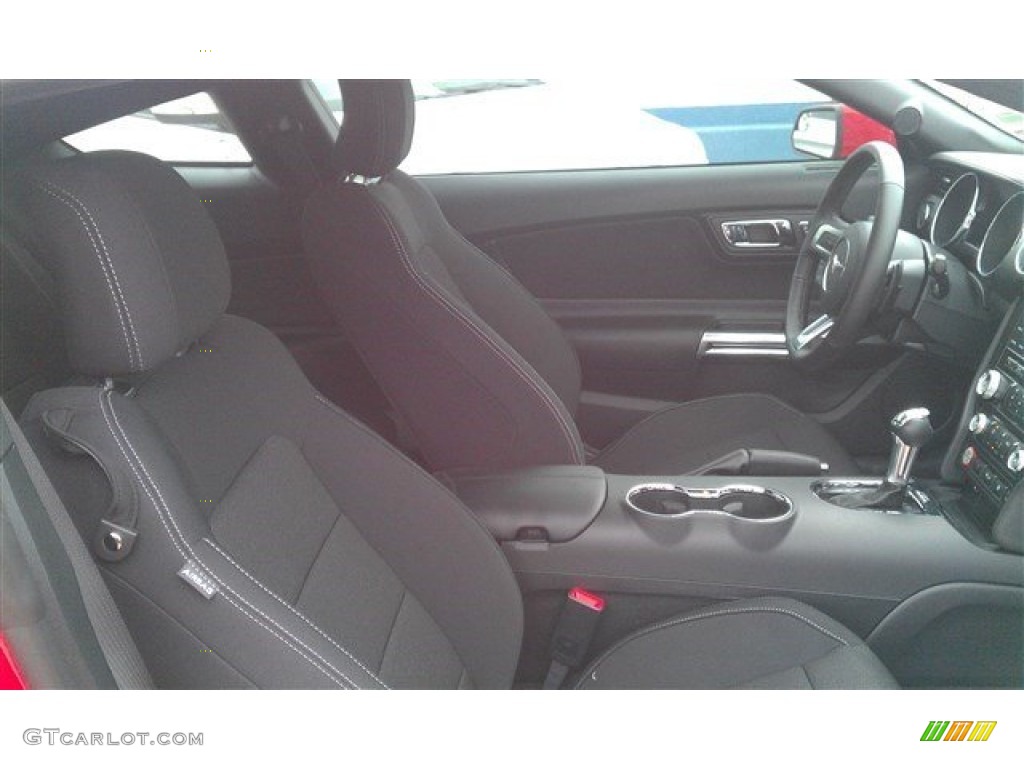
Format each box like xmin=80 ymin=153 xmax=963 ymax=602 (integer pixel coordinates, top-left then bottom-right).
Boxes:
xmin=809 ymin=219 xmax=848 ymax=259
xmin=786 ymin=141 xmax=904 ymax=367
xmin=795 ymin=314 xmax=835 ymax=350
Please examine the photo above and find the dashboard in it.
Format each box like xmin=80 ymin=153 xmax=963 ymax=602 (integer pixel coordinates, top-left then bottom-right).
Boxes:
xmin=916 ymin=151 xmax=1024 ymax=293
xmin=958 ymin=303 xmax=1024 ymax=510
xmin=920 ymin=152 xmax=1024 ymax=534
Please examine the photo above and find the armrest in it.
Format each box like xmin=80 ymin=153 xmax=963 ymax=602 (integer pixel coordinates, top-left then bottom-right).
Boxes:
xmin=441 ymin=466 xmax=607 ymax=543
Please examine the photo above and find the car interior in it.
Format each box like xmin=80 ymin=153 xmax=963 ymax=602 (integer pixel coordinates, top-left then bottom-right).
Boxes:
xmin=1 ymin=78 xmax=1022 ymax=690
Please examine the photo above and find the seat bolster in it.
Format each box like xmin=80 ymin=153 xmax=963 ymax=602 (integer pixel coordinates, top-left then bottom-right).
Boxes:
xmin=302 ymin=178 xmax=585 ymax=473
xmin=21 ymin=385 xmax=389 ymax=689
xmin=576 ymin=597 xmax=898 ymax=690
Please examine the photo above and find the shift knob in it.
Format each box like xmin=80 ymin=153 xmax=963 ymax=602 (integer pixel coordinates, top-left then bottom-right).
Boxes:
xmin=886 ymin=407 xmax=933 ymax=486
xmin=891 ymin=407 xmax=934 ymax=448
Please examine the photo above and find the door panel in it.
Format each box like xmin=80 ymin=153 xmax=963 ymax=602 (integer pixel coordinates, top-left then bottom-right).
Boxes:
xmin=424 ymin=162 xmax=852 ymax=235
xmin=483 ymin=215 xmax=797 ymax=300
xmin=421 ymin=162 xmax=900 ymax=455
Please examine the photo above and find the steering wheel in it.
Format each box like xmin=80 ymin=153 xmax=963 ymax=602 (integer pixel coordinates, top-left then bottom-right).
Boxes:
xmin=786 ymin=141 xmax=905 ymax=366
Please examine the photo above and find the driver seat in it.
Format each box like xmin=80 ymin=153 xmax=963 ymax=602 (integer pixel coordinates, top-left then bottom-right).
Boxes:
xmin=303 ymin=80 xmax=858 ymax=476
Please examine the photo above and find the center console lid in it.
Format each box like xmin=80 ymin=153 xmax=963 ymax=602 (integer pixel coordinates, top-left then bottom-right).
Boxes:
xmin=441 ymin=465 xmax=606 ymax=543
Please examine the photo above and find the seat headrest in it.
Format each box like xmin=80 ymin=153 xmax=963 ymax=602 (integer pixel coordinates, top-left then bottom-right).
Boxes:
xmin=13 ymin=150 xmax=230 ymax=379
xmin=333 ymin=80 xmax=415 ymax=179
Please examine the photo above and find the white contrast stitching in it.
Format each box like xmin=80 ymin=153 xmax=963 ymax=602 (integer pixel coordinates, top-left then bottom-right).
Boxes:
xmin=100 ymin=391 xmax=375 ymax=689
xmin=99 ymin=392 xmax=351 ymax=685
xmin=101 ymin=392 xmax=360 ymax=689
xmin=215 ymin=582 xmax=349 ymax=688
xmin=577 ymin=604 xmax=849 ymax=688
xmin=365 ymin=194 xmax=584 ymax=465
xmin=99 ymin=393 xmax=188 ymax=560
xmin=40 ymin=182 xmax=144 ymax=371
xmin=449 ymin=225 xmax=585 ymax=395
xmin=37 ymin=184 xmax=137 ymax=371
xmin=201 ymin=537 xmax=389 ymax=689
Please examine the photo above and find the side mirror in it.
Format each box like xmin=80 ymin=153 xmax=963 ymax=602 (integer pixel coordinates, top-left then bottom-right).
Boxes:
xmin=792 ymin=106 xmax=841 ymax=159
xmin=792 ymin=104 xmax=897 ymax=160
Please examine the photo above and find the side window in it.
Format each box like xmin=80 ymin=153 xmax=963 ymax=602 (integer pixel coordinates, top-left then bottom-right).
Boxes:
xmin=64 ymin=93 xmax=251 ymax=165
xmin=311 ymin=79 xmax=893 ymax=176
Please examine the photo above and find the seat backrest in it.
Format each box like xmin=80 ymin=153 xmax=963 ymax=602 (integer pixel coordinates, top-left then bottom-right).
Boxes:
xmin=12 ymin=150 xmax=522 ymax=689
xmin=303 ymin=80 xmax=585 ymax=474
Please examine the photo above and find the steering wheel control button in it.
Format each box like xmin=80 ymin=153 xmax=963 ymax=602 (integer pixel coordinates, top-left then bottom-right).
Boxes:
xmin=812 ymin=225 xmax=842 ymax=256
xmin=976 ymin=369 xmax=1008 ymax=400
xmin=969 ymin=413 xmax=990 ymax=434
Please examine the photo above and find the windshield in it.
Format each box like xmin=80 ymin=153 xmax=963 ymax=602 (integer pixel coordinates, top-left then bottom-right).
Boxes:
xmin=922 ymin=80 xmax=1023 ymax=141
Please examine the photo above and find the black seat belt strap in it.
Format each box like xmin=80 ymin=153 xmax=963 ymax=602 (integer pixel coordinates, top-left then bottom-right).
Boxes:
xmin=543 ymin=587 xmax=606 ymax=689
xmin=3 ymin=398 xmax=153 ymax=689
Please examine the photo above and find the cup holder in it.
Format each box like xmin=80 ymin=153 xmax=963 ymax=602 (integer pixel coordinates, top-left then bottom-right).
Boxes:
xmin=625 ymin=483 xmax=794 ymax=523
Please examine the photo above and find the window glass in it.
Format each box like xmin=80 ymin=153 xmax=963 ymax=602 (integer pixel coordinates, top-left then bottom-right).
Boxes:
xmin=311 ymin=79 xmax=861 ymax=175
xmin=922 ymin=80 xmax=1023 ymax=141
xmin=64 ymin=92 xmax=251 ymax=164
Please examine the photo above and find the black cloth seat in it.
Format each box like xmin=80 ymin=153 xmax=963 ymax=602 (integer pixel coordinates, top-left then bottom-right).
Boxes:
xmin=302 ymin=80 xmax=858 ymax=477
xmin=577 ymin=597 xmax=895 ymax=689
xmin=12 ymin=148 xmax=893 ymax=689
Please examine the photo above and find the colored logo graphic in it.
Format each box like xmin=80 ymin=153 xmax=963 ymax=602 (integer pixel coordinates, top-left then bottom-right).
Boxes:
xmin=921 ymin=721 xmax=997 ymax=742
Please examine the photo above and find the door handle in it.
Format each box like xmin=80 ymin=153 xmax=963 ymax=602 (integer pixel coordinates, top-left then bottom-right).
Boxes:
xmin=721 ymin=219 xmax=796 ymax=249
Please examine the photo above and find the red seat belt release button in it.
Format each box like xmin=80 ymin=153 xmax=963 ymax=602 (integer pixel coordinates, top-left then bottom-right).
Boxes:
xmin=568 ymin=587 xmax=606 ymax=613
xmin=550 ymin=586 xmax=606 ymax=672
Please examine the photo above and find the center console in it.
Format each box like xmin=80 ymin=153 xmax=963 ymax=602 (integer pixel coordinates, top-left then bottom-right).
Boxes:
xmin=443 ymin=298 xmax=1024 ymax=686
xmin=943 ymin=297 xmax=1024 ymax=543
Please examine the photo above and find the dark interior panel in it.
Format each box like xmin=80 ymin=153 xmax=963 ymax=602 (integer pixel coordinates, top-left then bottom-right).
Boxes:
xmin=422 ymin=162 xmax=847 ymax=237
xmin=484 ymin=214 xmax=795 ymax=300
xmin=177 ymin=165 xmax=395 ymax=440
xmin=882 ymin=604 xmax=1023 ymax=689
xmin=422 ymin=161 xmax=938 ymax=459
xmin=544 ymin=297 xmax=884 ymax=407
xmin=178 ymin=166 xmax=331 ymax=335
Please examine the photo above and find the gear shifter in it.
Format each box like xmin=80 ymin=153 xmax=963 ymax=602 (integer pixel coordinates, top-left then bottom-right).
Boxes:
xmin=832 ymin=407 xmax=934 ymax=510
xmin=885 ymin=407 xmax=934 ymax=487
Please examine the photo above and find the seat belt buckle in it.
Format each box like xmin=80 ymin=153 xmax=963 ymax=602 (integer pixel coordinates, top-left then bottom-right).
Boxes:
xmin=549 ymin=587 xmax=606 ymax=676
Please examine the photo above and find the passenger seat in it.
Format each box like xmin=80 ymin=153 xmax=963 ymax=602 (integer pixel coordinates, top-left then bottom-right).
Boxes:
xmin=12 ymin=150 xmax=897 ymax=688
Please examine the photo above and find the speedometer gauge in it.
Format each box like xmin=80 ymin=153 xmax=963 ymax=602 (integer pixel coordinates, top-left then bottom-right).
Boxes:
xmin=977 ymin=191 xmax=1023 ymax=277
xmin=931 ymin=172 xmax=980 ymax=248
